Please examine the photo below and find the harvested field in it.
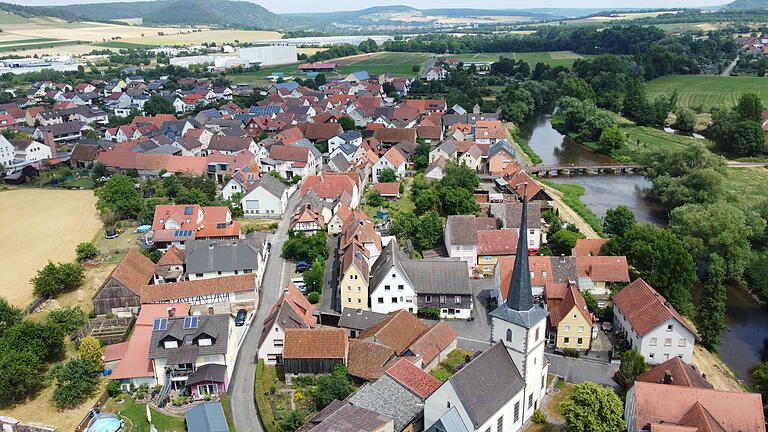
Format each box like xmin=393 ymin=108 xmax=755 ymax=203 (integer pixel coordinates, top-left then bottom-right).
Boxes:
xmin=334 ymin=52 xmax=384 ymax=66
xmin=0 ymin=189 xmax=100 ymax=307
xmin=115 ymin=29 xmax=281 ymax=46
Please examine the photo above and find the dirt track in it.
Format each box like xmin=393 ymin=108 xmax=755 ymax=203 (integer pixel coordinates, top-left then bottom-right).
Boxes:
xmin=0 ymin=188 xmax=100 ymax=306
xmin=334 ymin=52 xmax=382 ymax=66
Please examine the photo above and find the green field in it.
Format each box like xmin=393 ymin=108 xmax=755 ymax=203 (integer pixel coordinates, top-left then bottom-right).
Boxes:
xmin=451 ymin=51 xmax=586 ymax=68
xmin=618 ymin=125 xmax=713 ymax=159
xmin=336 ymin=52 xmax=435 ymax=76
xmin=0 ymin=40 xmax=87 ymax=52
xmin=724 ymin=167 xmax=768 ymax=208
xmin=646 ymin=75 xmax=768 ymax=111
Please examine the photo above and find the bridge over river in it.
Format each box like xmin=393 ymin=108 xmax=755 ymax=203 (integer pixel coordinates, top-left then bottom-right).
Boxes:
xmin=530 ymin=164 xmax=644 ymax=177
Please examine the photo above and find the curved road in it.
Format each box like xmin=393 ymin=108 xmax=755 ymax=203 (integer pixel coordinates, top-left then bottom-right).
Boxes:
xmin=229 ymin=193 xmax=301 ymax=432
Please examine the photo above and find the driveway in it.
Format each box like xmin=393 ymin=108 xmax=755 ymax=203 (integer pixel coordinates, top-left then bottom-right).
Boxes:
xmin=545 ymin=354 xmax=619 ymax=388
xmin=443 ymin=277 xmax=494 ymax=352
xmin=229 ymin=192 xmax=301 ymax=432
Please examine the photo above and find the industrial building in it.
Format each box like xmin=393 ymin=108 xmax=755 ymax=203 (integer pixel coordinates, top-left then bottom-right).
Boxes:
xmin=239 ymin=45 xmax=297 ymax=66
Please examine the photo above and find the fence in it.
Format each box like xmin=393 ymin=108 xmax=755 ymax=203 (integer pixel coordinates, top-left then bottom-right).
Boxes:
xmin=74 ymin=390 xmax=111 ymax=432
xmin=74 ymin=316 xmax=136 ymax=348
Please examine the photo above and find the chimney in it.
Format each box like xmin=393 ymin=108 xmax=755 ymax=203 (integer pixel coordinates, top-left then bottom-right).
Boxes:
xmin=356 ymin=309 xmax=363 ymax=315
xmin=663 ymin=370 xmax=673 ymax=385
xmin=560 ymin=254 xmax=566 ymax=263
xmin=167 ymin=307 xmax=176 ymax=317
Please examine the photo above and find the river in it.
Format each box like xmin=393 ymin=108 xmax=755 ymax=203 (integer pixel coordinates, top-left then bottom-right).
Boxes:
xmin=524 ymin=109 xmax=765 ymax=385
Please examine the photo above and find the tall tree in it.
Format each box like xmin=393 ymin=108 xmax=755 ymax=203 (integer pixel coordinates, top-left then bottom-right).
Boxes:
xmin=619 ymin=349 xmax=648 ymax=386
xmin=338 ymin=115 xmax=355 ymax=131
xmin=561 ymin=77 xmax=595 ymax=101
xmin=604 ymin=205 xmax=637 ymax=237
xmin=734 ymin=92 xmax=764 ymax=123
xmin=560 ymin=382 xmax=625 ymax=432
xmin=143 ymin=94 xmax=175 ymax=116
xmin=95 ymin=174 xmax=144 ymax=219
xmin=697 ymin=254 xmax=728 ymax=352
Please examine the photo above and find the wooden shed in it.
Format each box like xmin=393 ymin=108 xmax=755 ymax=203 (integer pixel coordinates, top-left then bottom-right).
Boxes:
xmin=92 ymin=249 xmax=156 ymax=315
xmin=283 ymin=328 xmax=348 ymax=375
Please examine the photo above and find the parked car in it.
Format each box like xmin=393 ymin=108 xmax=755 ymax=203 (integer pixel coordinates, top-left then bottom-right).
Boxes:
xmin=291 ymin=277 xmax=307 ymax=293
xmin=295 ymin=261 xmax=311 ymax=273
xmin=235 ymin=309 xmax=247 ymax=326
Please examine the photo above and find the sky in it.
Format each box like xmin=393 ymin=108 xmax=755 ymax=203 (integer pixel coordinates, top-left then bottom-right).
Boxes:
xmin=13 ymin=0 xmax=730 ymax=14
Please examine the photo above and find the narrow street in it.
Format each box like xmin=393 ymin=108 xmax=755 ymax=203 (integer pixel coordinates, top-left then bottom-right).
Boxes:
xmin=229 ymin=192 xmax=301 ymax=432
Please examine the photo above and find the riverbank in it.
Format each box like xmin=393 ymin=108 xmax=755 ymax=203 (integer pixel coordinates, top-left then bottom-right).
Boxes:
xmin=505 ymin=122 xmax=541 ymax=165
xmin=536 ymin=180 xmax=602 ymax=239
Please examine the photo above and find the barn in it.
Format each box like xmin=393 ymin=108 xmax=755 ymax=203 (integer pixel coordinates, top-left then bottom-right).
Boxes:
xmin=92 ymin=248 xmax=156 ymax=315
xmin=283 ymin=328 xmax=348 ymax=377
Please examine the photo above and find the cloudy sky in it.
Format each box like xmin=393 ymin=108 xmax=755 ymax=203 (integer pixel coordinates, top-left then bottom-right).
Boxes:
xmin=15 ymin=0 xmax=729 ymax=13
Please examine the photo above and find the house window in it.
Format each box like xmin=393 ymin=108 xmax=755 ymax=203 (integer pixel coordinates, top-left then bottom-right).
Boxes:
xmin=455 ymin=296 xmax=461 ymax=304
xmin=497 ymin=416 xmax=503 ymax=432
xmin=483 ymin=256 xmax=493 ymax=262
xmin=377 ymin=297 xmax=384 ymax=304
xmin=392 ymin=273 xmax=396 ymax=278
xmin=667 ymin=324 xmax=673 ymax=332
xmin=164 ymin=340 xmax=178 ymax=349
xmin=529 ymin=271 xmax=534 ymax=278
xmin=535 ymin=328 xmax=540 ymax=341
xmin=385 ymin=285 xmax=391 ymax=291
xmin=513 ymin=402 xmax=520 ymax=422
xmin=577 ymin=338 xmax=583 ymax=345
xmin=578 ymin=326 xmax=584 ymax=333
xmin=564 ymin=325 xmax=570 ymax=332
xmin=528 ymin=394 xmax=533 ymax=408
xmin=563 ymin=337 xmax=570 ymax=345
xmin=679 ymin=339 xmax=686 ymax=347
xmin=267 ymin=354 xmax=283 ymax=364
xmin=541 ymin=375 xmax=545 ymax=389
xmin=426 ymin=295 xmax=432 ymax=302
xmin=650 ymin=338 xmax=657 ymax=346
xmin=392 ymin=297 xmax=398 ymax=304
xmin=506 ymin=329 xmax=512 ymax=342
xmin=664 ymin=338 xmax=672 ymax=347
xmin=649 ymin=353 xmax=655 ymax=359
xmin=273 ymin=339 xmax=284 ymax=347
xmin=398 ymin=285 xmax=404 ymax=291
xmin=195 ymin=273 xmax=204 ymax=278
xmin=447 ymin=401 xmax=451 ymax=409
xmin=358 ymin=298 xmax=362 ymax=304
xmin=542 ymin=271 xmax=547 ymax=278
xmin=347 ymin=298 xmax=351 ymax=303
xmin=440 ymin=296 xmax=446 ymax=304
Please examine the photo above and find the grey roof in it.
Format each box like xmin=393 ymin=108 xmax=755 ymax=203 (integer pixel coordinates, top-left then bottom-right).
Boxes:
xmin=349 ymin=375 xmax=424 ymax=432
xmin=185 ymin=402 xmax=229 ymax=432
xmin=338 ymin=308 xmax=389 ymax=332
xmin=369 ymin=241 xmax=412 ymax=295
xmin=426 ymin=407 xmax=470 ymax=432
xmin=313 ymin=404 xmax=392 ymax=432
xmin=446 ymin=216 xmax=497 ymax=246
xmin=337 ymin=142 xmax=357 ymax=155
xmin=489 ymin=201 xmax=542 ymax=229
xmin=296 ymin=189 xmax=329 ymax=211
xmin=258 ymin=299 xmax=312 ymax=347
xmin=146 ymin=144 xmax=180 ymax=155
xmin=185 ymin=238 xmax=261 ymax=274
xmin=550 ymin=256 xmax=577 ymax=283
xmin=246 ymin=173 xmax=287 ymax=198
xmin=487 ymin=139 xmax=517 ymax=160
xmin=451 ymin=105 xmax=467 ymax=115
xmin=489 ymin=304 xmax=548 ymax=329
xmin=448 ymin=342 xmax=524 ymax=428
xmin=186 ymin=363 xmax=227 ymax=386
xmin=400 ymin=259 xmax=471 ymax=295
xmin=436 ymin=140 xmax=457 ymax=155
xmin=330 ymin=153 xmax=351 ymax=172
xmin=149 ymin=314 xmax=229 ymax=360
xmin=336 ymin=130 xmax=362 ymax=142
xmin=291 ymin=138 xmax=322 ymax=158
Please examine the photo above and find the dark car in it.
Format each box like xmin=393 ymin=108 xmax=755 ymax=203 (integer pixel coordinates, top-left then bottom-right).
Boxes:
xmin=295 ymin=261 xmax=311 ymax=273
xmin=235 ymin=309 xmax=247 ymax=327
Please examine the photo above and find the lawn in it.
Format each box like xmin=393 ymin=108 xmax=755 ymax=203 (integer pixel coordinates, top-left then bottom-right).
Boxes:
xmin=615 ymin=124 xmax=713 ymax=162
xmin=723 ymin=167 xmax=768 ymax=208
xmin=362 ymin=188 xmax=415 ymax=220
xmin=537 ymin=179 xmax=605 ymax=237
xmin=542 ymin=379 xmax=575 ymax=422
xmin=449 ymin=51 xmax=585 ymax=68
xmin=0 ymin=188 xmax=101 ymax=307
xmin=646 ymin=75 xmax=768 ymax=111
xmin=107 ymin=397 xmax=185 ymax=432
xmin=430 ymin=349 xmax=472 ymax=382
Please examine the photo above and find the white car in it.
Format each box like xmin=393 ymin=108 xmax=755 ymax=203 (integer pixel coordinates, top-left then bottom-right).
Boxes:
xmin=291 ymin=277 xmax=307 ymax=293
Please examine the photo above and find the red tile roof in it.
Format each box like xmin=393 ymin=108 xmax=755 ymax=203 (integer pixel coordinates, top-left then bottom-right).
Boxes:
xmin=157 ymin=245 xmax=185 ymax=266
xmin=613 ymin=278 xmax=697 ymax=337
xmin=284 ymin=328 xmax=348 ymax=359
xmin=546 ymin=283 xmax=593 ymax=327
xmin=269 ymin=145 xmax=310 ymax=163
xmin=571 ymin=238 xmax=609 ymax=256
xmin=636 ymin=357 xmax=714 ymax=389
xmin=476 ymin=229 xmax=519 ymax=256
xmin=300 ymin=174 xmax=356 ymax=200
xmin=385 ymin=357 xmax=442 ymax=398
xmin=576 ymin=256 xmax=629 ymax=282
xmin=408 ymin=321 xmax=458 ymax=366
xmin=371 ymin=182 xmax=400 ymax=196
xmin=96 ymin=248 xmax=155 ymax=297
xmin=347 ymin=339 xmax=396 ymax=380
xmin=383 ymin=147 xmax=406 ymax=167
xmin=359 ymin=310 xmax=428 ymax=355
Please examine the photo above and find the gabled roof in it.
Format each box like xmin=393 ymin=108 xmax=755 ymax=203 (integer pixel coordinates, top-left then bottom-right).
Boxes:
xmin=406 ymin=321 xmax=458 ymax=365
xmin=613 ymin=278 xmax=697 ymax=337
xmin=347 ymin=339 xmax=396 ymax=380
xmin=576 ymin=256 xmax=629 ymax=282
xmin=371 ymin=182 xmax=400 ymax=196
xmin=96 ymin=248 xmax=155 ymax=297
xmin=309 ymin=403 xmax=393 ymax=432
xmin=384 ymin=358 xmax=442 ymax=399
xmin=400 ymin=259 xmax=471 ymax=295
xmin=447 ymin=342 xmax=525 ymax=428
xmin=382 ymin=147 xmax=406 ymax=167
xmin=373 ymin=127 xmax=417 ymax=143
xmin=158 ymin=245 xmax=185 ymax=266
xmin=185 ymin=402 xmax=229 ymax=432
xmin=300 ymin=174 xmax=356 ymax=200
xmin=446 ymin=215 xmax=497 ymax=246
xmin=571 ymin=238 xmax=609 ymax=257
xmin=338 ymin=308 xmax=389 ymax=332
xmin=476 ymin=229 xmax=519 ymax=256
xmin=636 ymin=357 xmax=714 ymax=389
xmin=349 ymin=375 xmax=424 ymax=431
xmin=245 ymin=173 xmax=286 ymax=198
xmin=359 ymin=310 xmax=428 ymax=355
xmin=546 ymin=283 xmax=592 ymax=327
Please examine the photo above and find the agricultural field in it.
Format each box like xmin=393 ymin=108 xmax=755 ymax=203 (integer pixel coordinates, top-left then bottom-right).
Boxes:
xmin=335 ymin=51 xmax=436 ymax=76
xmin=646 ymin=75 xmax=768 ymax=111
xmin=450 ymin=51 xmax=586 ymax=67
xmin=0 ymin=188 xmax=101 ymax=307
xmin=723 ymin=167 xmax=768 ymax=208
xmin=111 ymin=29 xmax=281 ymax=46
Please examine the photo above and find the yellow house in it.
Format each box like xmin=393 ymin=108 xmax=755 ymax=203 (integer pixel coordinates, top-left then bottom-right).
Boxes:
xmin=476 ymin=229 xmax=518 ymax=274
xmin=340 ymin=244 xmax=370 ymax=310
xmin=545 ymin=282 xmax=594 ymax=351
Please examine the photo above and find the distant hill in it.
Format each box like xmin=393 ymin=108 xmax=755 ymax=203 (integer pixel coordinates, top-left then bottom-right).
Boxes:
xmin=724 ymin=0 xmax=768 ymax=9
xmin=51 ymin=0 xmax=290 ymax=29
xmin=283 ymin=5 xmax=563 ymax=23
xmin=0 ymin=2 xmax=91 ymax=22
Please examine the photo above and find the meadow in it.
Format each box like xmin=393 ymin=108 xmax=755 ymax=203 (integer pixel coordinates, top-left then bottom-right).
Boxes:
xmin=335 ymin=52 xmax=435 ymax=76
xmin=450 ymin=51 xmax=586 ymax=67
xmin=646 ymin=75 xmax=768 ymax=111
xmin=0 ymin=189 xmax=101 ymax=307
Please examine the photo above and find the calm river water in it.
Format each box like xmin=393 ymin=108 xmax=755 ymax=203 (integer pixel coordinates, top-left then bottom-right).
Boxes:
xmin=524 ymin=109 xmax=765 ymax=385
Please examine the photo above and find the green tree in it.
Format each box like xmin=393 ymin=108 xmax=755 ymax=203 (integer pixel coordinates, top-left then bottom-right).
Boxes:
xmin=78 ymin=335 xmax=104 ymax=371
xmin=338 ymin=115 xmax=355 ymax=131
xmin=282 ymin=231 xmax=328 ymax=262
xmin=549 ymin=230 xmax=585 ymax=255
xmin=143 ymin=94 xmax=175 ymax=116
xmin=31 ymin=262 xmax=85 ymax=298
xmin=752 ymin=362 xmax=768 ymax=401
xmin=413 ymin=141 xmax=431 ymax=170
xmin=314 ymin=73 xmax=326 ymax=87
xmin=0 ymin=321 xmax=64 ymax=362
xmin=415 ymin=211 xmax=444 ymax=250
xmin=377 ymin=168 xmax=397 ymax=183
xmin=734 ymin=92 xmax=764 ymax=123
xmin=46 ymin=306 xmax=86 ymax=333
xmin=415 ymin=189 xmax=440 ymax=214
xmin=366 ymin=190 xmax=385 ymax=207
xmin=729 ymin=121 xmax=765 ymax=156
xmin=497 ymin=85 xmax=535 ymax=124
xmin=0 ymin=297 xmax=22 ymax=337
xmin=560 ymin=382 xmax=625 ymax=432
xmin=605 ymin=224 xmax=696 ymax=315
xmin=622 ymin=79 xmax=649 ymax=123
xmin=50 ymin=358 xmax=99 ymax=409
xmin=697 ymin=254 xmax=727 ymax=352
xmin=603 ymin=205 xmax=636 ymax=237
xmin=95 ymin=174 xmax=144 ymax=219
xmin=597 ymin=127 xmax=624 ymax=153
xmin=561 ymin=77 xmax=595 ymax=101
xmin=91 ymin=161 xmax=107 ymax=179
xmin=314 ymin=365 xmax=354 ymax=410
xmin=669 ymin=201 xmax=764 ymax=280
xmin=440 ymin=186 xmax=479 ymax=215
xmin=672 ymin=107 xmax=696 ymax=132
xmin=439 ymin=163 xmax=479 ymax=192
xmin=0 ymin=350 xmax=44 ymax=407
xmin=303 ymin=262 xmax=325 ymax=294
xmin=619 ymin=349 xmax=648 ymax=386
xmin=75 ymin=242 xmax=98 ymax=262
xmin=278 ymin=410 xmax=306 ymax=432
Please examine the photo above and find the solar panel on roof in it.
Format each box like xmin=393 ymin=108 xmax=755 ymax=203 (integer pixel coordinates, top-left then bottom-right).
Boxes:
xmin=153 ymin=318 xmax=167 ymax=331
xmin=184 ymin=206 xmax=193 ymax=215
xmin=216 ymin=223 xmax=227 ymax=229
xmin=182 ymin=316 xmax=199 ymax=329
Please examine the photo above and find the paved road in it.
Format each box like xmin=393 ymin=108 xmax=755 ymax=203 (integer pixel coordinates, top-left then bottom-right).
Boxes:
xmin=229 ymin=192 xmax=301 ymax=432
xmin=727 ymin=161 xmax=768 ymax=167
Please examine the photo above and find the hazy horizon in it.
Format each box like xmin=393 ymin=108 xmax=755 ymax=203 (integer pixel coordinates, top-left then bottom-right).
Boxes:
xmin=10 ymin=0 xmax=729 ymax=14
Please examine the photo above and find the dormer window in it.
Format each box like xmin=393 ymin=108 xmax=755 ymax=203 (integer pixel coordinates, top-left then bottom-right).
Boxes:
xmin=159 ymin=218 xmax=164 ymax=224
xmin=164 ymin=340 xmax=179 ymax=349
xmin=198 ymin=338 xmax=213 ymax=346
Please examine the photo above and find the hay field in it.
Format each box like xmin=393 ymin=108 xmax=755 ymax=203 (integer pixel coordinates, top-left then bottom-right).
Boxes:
xmin=0 ymin=189 xmax=101 ymax=307
xmin=451 ymin=51 xmax=586 ymax=67
xmin=646 ymin=75 xmax=768 ymax=111
xmin=116 ymin=29 xmax=282 ymax=46
xmin=1 ymin=21 xmax=189 ymax=44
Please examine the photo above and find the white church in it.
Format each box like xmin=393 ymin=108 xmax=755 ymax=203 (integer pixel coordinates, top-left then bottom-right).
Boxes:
xmin=424 ymin=188 xmax=549 ymax=432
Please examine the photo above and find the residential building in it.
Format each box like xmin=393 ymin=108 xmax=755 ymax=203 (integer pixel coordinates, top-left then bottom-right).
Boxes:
xmin=300 ymin=174 xmax=360 ymax=208
xmin=370 ymin=182 xmax=400 ymax=200
xmin=613 ymin=278 xmax=696 ymax=364
xmin=340 ymin=244 xmax=371 ymax=310
xmin=476 ymin=229 xmax=519 ymax=274
xmin=444 ymin=215 xmax=497 ymax=268
xmin=338 ymin=308 xmax=388 ymax=338
xmin=487 ymin=140 xmax=520 ymax=176
xmin=283 ymin=328 xmax=348 ymax=377
xmin=545 ymin=282 xmax=593 ymax=351
xmin=258 ymin=283 xmax=317 ymax=365
xmin=184 ymin=236 xmax=268 ymax=284
xmin=140 ymin=274 xmax=258 ymax=315
xmin=11 ymin=139 xmax=51 ymax=163
xmin=371 ymin=147 xmax=407 ymax=183
xmin=149 ymin=205 xmax=240 ymax=250
xmin=241 ymin=174 xmax=290 ymax=218
xmin=0 ymin=134 xmax=13 ymax=166
xmin=289 ymin=203 xmax=326 ymax=234
xmin=490 ymin=201 xmax=544 ymax=250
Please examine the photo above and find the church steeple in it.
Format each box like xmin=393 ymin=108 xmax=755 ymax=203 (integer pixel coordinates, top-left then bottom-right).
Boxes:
xmin=506 ymin=184 xmax=533 ymax=311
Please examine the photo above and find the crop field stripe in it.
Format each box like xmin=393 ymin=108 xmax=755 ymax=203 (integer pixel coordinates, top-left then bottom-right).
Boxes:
xmin=647 ymin=75 xmax=768 ymax=111
xmin=0 ymin=37 xmax=59 ymax=46
xmin=0 ymin=40 xmax=86 ymax=52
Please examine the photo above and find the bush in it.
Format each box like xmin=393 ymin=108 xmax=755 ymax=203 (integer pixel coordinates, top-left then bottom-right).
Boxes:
xmin=532 ymin=409 xmax=547 ymax=424
xmin=563 ymin=348 xmax=580 ymax=358
xmin=79 ymin=335 xmax=104 ymax=371
xmin=303 ymin=263 xmax=325 ymax=294
xmin=314 ymin=365 xmax=354 ymax=410
xmin=75 ymin=242 xmax=99 ymax=262
xmin=417 ymin=307 xmax=441 ymax=320
xmin=106 ymin=380 xmax=122 ymax=397
xmin=31 ymin=261 xmax=85 ymax=298
xmin=50 ymin=358 xmax=99 ymax=409
xmin=307 ymin=292 xmax=320 ymax=304
xmin=47 ymin=306 xmax=86 ymax=333
xmin=366 ymin=190 xmax=385 ymax=207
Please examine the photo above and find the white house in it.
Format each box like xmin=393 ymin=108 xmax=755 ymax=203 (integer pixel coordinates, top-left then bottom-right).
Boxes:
xmin=369 ymin=242 xmax=419 ymax=315
xmin=422 ymin=66 xmax=447 ymax=81
xmin=612 ymin=278 xmax=696 ymax=364
xmin=12 ymin=139 xmax=51 ymax=163
xmin=328 ymin=131 xmax=362 ymax=154
xmin=444 ymin=215 xmax=498 ymax=269
xmin=0 ymin=134 xmax=15 ymax=166
xmin=241 ymin=174 xmax=290 ymax=218
xmin=371 ymin=147 xmax=406 ymax=183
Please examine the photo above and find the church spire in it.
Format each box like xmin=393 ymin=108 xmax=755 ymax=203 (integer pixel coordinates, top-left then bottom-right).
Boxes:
xmin=506 ymin=184 xmax=533 ymax=311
